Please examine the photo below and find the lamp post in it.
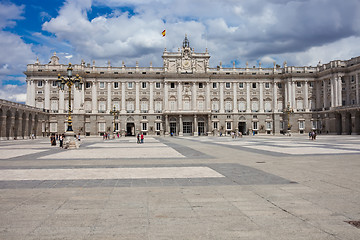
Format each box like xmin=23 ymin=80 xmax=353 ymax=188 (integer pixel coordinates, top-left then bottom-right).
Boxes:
xmin=110 ymin=105 xmax=119 ymax=138
xmin=56 ymin=63 xmax=83 ymax=148
xmin=284 ymin=102 xmax=294 ymax=136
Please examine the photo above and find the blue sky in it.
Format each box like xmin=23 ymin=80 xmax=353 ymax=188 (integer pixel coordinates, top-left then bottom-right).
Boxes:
xmin=1 ymin=0 xmax=360 ymax=103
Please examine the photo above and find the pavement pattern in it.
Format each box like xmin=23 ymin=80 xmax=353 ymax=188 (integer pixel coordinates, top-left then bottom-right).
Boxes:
xmin=0 ymin=135 xmax=359 ymax=239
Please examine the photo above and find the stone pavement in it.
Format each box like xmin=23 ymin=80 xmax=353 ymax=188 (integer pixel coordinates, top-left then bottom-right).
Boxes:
xmin=0 ymin=135 xmax=359 ymax=239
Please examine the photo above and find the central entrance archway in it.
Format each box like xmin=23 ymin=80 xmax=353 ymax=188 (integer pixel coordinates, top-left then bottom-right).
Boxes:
xmin=238 ymin=122 xmax=246 ymax=134
xmin=126 ymin=123 xmax=135 ymax=136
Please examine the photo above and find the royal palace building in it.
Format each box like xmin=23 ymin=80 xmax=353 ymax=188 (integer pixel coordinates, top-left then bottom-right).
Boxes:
xmin=24 ymin=36 xmax=360 ymax=137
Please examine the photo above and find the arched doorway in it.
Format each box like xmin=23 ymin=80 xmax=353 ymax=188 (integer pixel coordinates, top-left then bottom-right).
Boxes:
xmin=169 ymin=117 xmax=177 ymax=136
xmin=345 ymin=112 xmax=352 ymax=135
xmin=355 ymin=111 xmax=360 ymax=135
xmin=6 ymin=110 xmax=12 ymax=140
xmin=335 ymin=113 xmax=342 ymax=135
xmin=238 ymin=116 xmax=246 ymax=135
xmin=28 ymin=113 xmax=33 ymax=138
xmin=22 ymin=112 xmax=26 ymax=139
xmin=126 ymin=117 xmax=135 ymax=136
xmin=14 ymin=111 xmax=19 ymax=139
xmin=198 ymin=117 xmax=205 ymax=136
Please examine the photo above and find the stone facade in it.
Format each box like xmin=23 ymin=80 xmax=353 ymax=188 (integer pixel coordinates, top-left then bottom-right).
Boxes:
xmin=23 ymin=36 xmax=360 ymax=137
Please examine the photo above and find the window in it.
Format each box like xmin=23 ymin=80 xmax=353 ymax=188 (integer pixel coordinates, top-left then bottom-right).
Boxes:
xmin=265 ymin=82 xmax=270 ymax=89
xmin=142 ymin=82 xmax=147 ymax=89
xmin=199 ymin=83 xmax=203 ymax=88
xmin=226 ymin=122 xmax=232 ymax=130
xmin=225 ymin=82 xmax=231 ymax=89
xmin=278 ymin=83 xmax=282 ymax=89
xmin=156 ymin=82 xmax=161 ymax=88
xmin=266 ymin=122 xmax=272 ymax=130
xmin=299 ymin=121 xmax=305 ymax=129
xmin=252 ymin=83 xmax=257 ymax=88
xmin=225 ymin=101 xmax=232 ymax=112
xmin=86 ymin=82 xmax=91 ymax=89
xmin=126 ymin=101 xmax=135 ymax=113
xmin=37 ymin=81 xmax=43 ymax=87
xmin=114 ymin=82 xmax=119 ymax=89
xmin=351 ymin=76 xmax=355 ymax=82
xmin=52 ymin=81 xmax=57 ymax=87
xmin=253 ymin=121 xmax=258 ymax=130
xmin=170 ymin=82 xmax=175 ymax=88
xmin=142 ymin=122 xmax=147 ymax=131
xmin=99 ymin=82 xmax=105 ymax=89
xmin=239 ymin=83 xmax=244 ymax=89
xmin=156 ymin=116 xmax=161 ymax=119
xmin=309 ymin=82 xmax=314 ymax=87
xmin=98 ymin=101 xmax=106 ymax=113
xmin=128 ymin=82 xmax=133 ymax=89
xmin=213 ymin=122 xmax=218 ymax=129
xmin=143 ymin=116 xmax=147 ymax=119
xmin=156 ymin=122 xmax=161 ymax=131
xmin=297 ymin=82 xmax=301 ymax=87
xmin=213 ymin=82 xmax=217 ymax=89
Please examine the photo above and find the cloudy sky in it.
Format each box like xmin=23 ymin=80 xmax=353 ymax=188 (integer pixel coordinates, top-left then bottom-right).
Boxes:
xmin=1 ymin=0 xmax=360 ymax=103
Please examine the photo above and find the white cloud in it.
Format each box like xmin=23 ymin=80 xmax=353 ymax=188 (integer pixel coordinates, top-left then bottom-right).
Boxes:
xmin=39 ymin=0 xmax=360 ymax=69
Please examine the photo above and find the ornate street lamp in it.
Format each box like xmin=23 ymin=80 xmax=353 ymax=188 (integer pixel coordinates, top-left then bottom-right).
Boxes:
xmin=284 ymin=102 xmax=294 ymax=135
xmin=56 ymin=63 xmax=83 ymax=148
xmin=110 ymin=105 xmax=119 ymax=137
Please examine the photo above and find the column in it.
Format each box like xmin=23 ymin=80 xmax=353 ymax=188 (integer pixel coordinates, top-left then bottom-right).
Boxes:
xmin=164 ymin=82 xmax=169 ymax=111
xmin=91 ymin=81 xmax=97 ymax=113
xmin=59 ymin=88 xmax=65 ymax=113
xmin=121 ymin=82 xmax=126 ymax=114
xmin=26 ymin=80 xmax=31 ymax=105
xmin=356 ymin=73 xmax=359 ymax=105
xmin=179 ymin=115 xmax=183 ymax=136
xmin=73 ymin=87 xmax=81 ymax=113
xmin=219 ymin=82 xmax=224 ymax=113
xmin=44 ymin=80 xmax=50 ymax=110
xmin=135 ymin=82 xmax=140 ymax=114
xmin=207 ymin=114 xmax=212 ymax=134
xmin=337 ymin=76 xmax=342 ymax=106
xmin=273 ymin=82 xmax=278 ymax=112
xmin=330 ymin=77 xmax=335 ymax=108
xmin=304 ymin=81 xmax=309 ymax=111
xmin=177 ymin=82 xmax=182 ymax=110
xmin=346 ymin=76 xmax=350 ymax=105
xmin=233 ymin=82 xmax=238 ymax=113
xmin=323 ymin=80 xmax=328 ymax=110
xmin=107 ymin=82 xmax=111 ymax=113
xmin=259 ymin=82 xmax=264 ymax=112
xmin=31 ymin=80 xmax=36 ymax=106
xmin=316 ymin=81 xmax=321 ymax=110
xmin=149 ymin=82 xmax=154 ymax=113
xmin=246 ymin=82 xmax=251 ymax=112
xmin=192 ymin=82 xmax=197 ymax=111
xmin=193 ymin=115 xmax=198 ymax=136
xmin=165 ymin=114 xmax=169 ymax=135
xmin=292 ymin=81 xmax=296 ymax=110
xmin=206 ymin=82 xmax=211 ymax=111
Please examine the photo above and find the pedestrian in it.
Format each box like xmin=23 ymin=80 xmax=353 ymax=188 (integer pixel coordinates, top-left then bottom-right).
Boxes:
xmin=77 ymin=133 xmax=81 ymax=141
xmin=141 ymin=133 xmax=144 ymax=144
xmin=59 ymin=134 xmax=63 ymax=148
xmin=50 ymin=134 xmax=56 ymax=146
xmin=309 ymin=131 xmax=312 ymax=140
xmin=137 ymin=133 xmax=140 ymax=144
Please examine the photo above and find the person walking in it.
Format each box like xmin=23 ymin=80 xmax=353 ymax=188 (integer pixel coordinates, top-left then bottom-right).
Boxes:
xmin=59 ymin=134 xmax=63 ymax=148
xmin=141 ymin=133 xmax=144 ymax=144
xmin=137 ymin=133 xmax=140 ymax=144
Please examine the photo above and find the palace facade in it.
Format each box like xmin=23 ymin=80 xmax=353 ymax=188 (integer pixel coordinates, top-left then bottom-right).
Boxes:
xmin=24 ymin=36 xmax=360 ymax=136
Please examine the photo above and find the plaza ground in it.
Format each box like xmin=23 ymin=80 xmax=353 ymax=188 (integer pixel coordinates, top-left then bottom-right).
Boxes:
xmin=0 ymin=134 xmax=359 ymax=239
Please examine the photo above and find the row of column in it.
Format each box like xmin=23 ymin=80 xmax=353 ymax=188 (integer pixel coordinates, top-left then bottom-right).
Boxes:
xmin=164 ymin=114 xmax=212 ymax=136
xmin=285 ymin=80 xmax=310 ymax=111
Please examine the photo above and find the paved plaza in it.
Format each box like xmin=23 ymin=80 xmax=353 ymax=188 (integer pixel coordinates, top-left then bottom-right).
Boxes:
xmin=0 ymin=135 xmax=359 ymax=239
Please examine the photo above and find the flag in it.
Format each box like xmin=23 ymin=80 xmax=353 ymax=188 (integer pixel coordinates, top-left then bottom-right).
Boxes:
xmin=162 ymin=29 xmax=166 ymax=37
